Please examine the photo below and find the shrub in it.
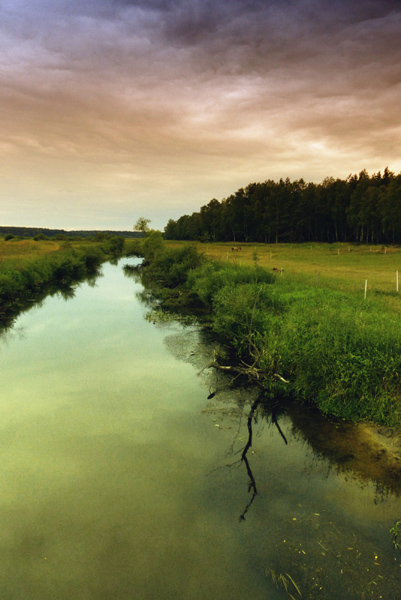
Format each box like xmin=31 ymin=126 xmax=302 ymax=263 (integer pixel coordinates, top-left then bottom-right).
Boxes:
xmin=103 ymin=236 xmax=125 ymax=257
xmin=187 ymin=262 xmax=274 ymax=307
xmin=145 ymin=244 xmax=204 ymax=287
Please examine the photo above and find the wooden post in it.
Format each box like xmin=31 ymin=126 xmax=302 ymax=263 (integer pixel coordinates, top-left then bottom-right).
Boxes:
xmin=365 ymin=280 xmax=367 ymax=299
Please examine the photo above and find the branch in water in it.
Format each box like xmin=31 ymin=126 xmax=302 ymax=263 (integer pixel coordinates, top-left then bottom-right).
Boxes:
xmin=204 ymin=358 xmax=289 ymax=388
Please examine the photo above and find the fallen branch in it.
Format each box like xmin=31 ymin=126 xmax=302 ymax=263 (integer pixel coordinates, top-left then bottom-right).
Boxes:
xmin=201 ymin=353 xmax=289 ymax=389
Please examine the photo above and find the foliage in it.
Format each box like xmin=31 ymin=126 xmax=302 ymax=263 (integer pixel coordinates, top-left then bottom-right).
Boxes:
xmin=134 ymin=217 xmax=151 ymax=234
xmin=0 ymin=244 xmax=105 ymax=323
xmin=102 ymin=235 xmax=125 ymax=257
xmin=390 ymin=521 xmax=401 ymax=550
xmin=141 ymin=231 xmax=164 ymax=261
xmin=139 ymin=243 xmax=401 ymax=427
xmin=124 ymin=239 xmax=143 ymax=257
xmin=251 ymin=284 xmax=401 ymax=425
xmin=187 ymin=261 xmax=274 ymax=308
xmin=164 ymin=168 xmax=401 ymax=244
xmin=144 ymin=243 xmax=204 ymax=287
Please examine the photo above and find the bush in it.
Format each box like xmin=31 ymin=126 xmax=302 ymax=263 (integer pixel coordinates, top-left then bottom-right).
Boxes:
xmin=141 ymin=231 xmax=165 ymax=261
xmin=144 ymin=243 xmax=204 ymax=287
xmin=187 ymin=262 xmax=274 ymax=307
xmin=102 ymin=236 xmax=125 ymax=257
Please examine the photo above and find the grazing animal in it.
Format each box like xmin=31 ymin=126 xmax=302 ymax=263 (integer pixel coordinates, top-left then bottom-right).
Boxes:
xmin=272 ymin=267 xmax=279 ymax=272
xmin=231 ymin=246 xmax=242 ymax=251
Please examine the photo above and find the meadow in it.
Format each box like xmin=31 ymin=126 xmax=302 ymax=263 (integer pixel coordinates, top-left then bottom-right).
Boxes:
xmin=167 ymin=241 xmax=401 ymax=307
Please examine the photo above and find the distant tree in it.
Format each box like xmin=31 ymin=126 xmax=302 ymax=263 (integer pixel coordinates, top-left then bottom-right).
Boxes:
xmin=134 ymin=217 xmax=151 ymax=235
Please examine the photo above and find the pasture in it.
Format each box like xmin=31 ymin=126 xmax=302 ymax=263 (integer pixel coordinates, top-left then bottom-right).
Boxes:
xmin=167 ymin=241 xmax=401 ymax=310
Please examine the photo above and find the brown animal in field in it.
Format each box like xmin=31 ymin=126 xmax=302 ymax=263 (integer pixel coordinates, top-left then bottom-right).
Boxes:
xmin=231 ymin=246 xmax=242 ymax=251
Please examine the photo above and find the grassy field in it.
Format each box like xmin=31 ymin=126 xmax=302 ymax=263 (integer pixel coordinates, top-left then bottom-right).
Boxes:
xmin=0 ymin=238 xmax=103 ymax=268
xmin=167 ymin=241 xmax=401 ymax=310
xmin=0 ymin=238 xmax=64 ymax=263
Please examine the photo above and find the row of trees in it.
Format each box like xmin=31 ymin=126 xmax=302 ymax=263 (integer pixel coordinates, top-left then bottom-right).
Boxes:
xmin=164 ymin=168 xmax=401 ymax=244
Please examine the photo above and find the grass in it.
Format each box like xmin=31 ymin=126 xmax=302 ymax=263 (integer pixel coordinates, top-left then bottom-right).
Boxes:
xmin=0 ymin=238 xmax=64 ymax=263
xmin=166 ymin=241 xmax=401 ymax=311
xmin=0 ymin=237 xmax=123 ymax=326
xmin=156 ymin=240 xmax=401 ymax=427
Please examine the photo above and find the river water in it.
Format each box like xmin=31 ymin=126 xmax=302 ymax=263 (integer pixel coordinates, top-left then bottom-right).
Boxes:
xmin=1 ymin=259 xmax=400 ymax=599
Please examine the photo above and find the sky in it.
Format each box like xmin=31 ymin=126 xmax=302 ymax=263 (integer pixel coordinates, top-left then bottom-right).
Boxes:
xmin=1 ymin=0 xmax=400 ymax=231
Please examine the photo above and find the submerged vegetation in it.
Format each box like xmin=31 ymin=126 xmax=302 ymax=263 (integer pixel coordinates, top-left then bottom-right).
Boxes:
xmin=131 ymin=233 xmax=401 ymax=428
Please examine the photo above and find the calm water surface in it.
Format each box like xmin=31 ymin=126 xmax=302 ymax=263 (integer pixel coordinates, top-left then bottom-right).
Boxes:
xmin=1 ymin=260 xmax=400 ymax=599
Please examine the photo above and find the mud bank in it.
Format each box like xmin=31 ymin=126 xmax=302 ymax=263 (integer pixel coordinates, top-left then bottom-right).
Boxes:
xmin=290 ymin=406 xmax=401 ymax=495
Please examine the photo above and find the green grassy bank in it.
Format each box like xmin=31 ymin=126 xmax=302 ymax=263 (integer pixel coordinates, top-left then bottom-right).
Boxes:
xmin=134 ymin=234 xmax=401 ymax=428
xmin=0 ymin=237 xmax=127 ymax=325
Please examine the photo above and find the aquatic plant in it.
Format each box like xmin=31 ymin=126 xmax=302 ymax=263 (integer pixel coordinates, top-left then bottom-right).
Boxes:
xmin=268 ymin=569 xmax=302 ymax=599
xmin=390 ymin=521 xmax=401 ymax=550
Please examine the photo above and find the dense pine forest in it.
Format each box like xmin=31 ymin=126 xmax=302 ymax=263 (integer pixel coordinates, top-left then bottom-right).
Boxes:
xmin=164 ymin=168 xmax=401 ymax=244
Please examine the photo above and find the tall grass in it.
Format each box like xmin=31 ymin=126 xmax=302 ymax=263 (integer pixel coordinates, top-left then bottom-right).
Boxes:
xmin=140 ymin=238 xmax=401 ymax=427
xmin=0 ymin=244 xmax=106 ymax=323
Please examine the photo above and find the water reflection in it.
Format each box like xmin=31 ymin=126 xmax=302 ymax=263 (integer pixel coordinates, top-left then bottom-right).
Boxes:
xmin=0 ymin=266 xmax=103 ymax=332
xmin=197 ymin=380 xmax=401 ymax=599
xmin=2 ymin=258 xmax=399 ymax=600
xmin=160 ymin=323 xmax=401 ymax=599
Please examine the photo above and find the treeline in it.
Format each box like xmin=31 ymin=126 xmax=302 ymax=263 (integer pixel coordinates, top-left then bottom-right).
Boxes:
xmin=164 ymin=168 xmax=401 ymax=244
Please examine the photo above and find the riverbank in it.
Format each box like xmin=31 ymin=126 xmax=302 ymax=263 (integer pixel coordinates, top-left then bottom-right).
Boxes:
xmin=0 ymin=237 xmax=128 ymax=326
xmin=134 ymin=235 xmax=401 ymax=430
xmin=167 ymin=240 xmax=401 ymax=310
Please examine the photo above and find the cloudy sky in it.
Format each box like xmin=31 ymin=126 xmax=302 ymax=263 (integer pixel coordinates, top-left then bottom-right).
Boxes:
xmin=1 ymin=0 xmax=400 ymax=231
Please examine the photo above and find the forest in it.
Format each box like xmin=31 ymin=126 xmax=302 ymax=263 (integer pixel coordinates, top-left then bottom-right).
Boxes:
xmin=164 ymin=168 xmax=401 ymax=244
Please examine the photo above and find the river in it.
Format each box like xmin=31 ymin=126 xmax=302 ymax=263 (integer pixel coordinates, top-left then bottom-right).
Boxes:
xmin=0 ymin=259 xmax=400 ymax=599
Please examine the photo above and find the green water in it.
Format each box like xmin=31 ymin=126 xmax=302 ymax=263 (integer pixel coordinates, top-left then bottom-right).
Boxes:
xmin=0 ymin=260 xmax=400 ymax=599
